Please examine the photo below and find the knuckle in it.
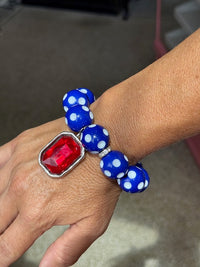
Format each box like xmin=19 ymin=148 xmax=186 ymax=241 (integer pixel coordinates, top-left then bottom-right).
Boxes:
xmin=10 ymin=165 xmax=27 ymax=196
xmin=21 ymin=211 xmax=44 ymax=233
xmin=21 ymin=207 xmax=53 ymax=231
xmin=17 ymin=129 xmax=31 ymax=141
xmin=22 ymin=201 xmax=46 ymax=225
xmin=14 ymin=129 xmax=32 ymax=153
xmin=22 ymin=210 xmax=42 ymax=225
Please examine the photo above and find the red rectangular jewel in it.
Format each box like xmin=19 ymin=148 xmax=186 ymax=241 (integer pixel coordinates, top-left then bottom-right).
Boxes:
xmin=39 ymin=132 xmax=85 ymax=177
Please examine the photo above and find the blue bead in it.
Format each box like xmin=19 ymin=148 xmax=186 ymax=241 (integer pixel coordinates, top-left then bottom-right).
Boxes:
xmin=135 ymin=163 xmax=150 ymax=192
xmin=136 ymin=162 xmax=143 ymax=169
xmin=80 ymin=124 xmax=109 ymax=153
xmin=63 ymin=90 xmax=89 ymax=112
xmin=77 ymin=88 xmax=95 ymax=105
xmin=65 ymin=105 xmax=93 ymax=132
xmin=117 ymin=165 xmax=145 ymax=193
xmin=139 ymin=167 xmax=150 ymax=192
xmin=100 ymin=151 xmax=129 ymax=179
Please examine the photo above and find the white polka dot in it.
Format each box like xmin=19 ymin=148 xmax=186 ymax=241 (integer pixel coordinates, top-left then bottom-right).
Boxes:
xmin=104 ymin=170 xmax=111 ymax=177
xmin=64 ymin=106 xmax=69 ymax=112
xmin=128 ymin=170 xmax=137 ymax=179
xmin=137 ymin=182 xmax=144 ymax=190
xmin=79 ymin=88 xmax=87 ymax=94
xmin=68 ymin=96 xmax=76 ymax=105
xmin=63 ymin=93 xmax=67 ymax=101
xmin=124 ymin=155 xmax=128 ymax=162
xmin=78 ymin=97 xmax=86 ymax=105
xmin=89 ymin=111 xmax=94 ymax=120
xmin=124 ymin=182 xmax=132 ymax=190
xmin=65 ymin=117 xmax=68 ymax=125
xmin=100 ymin=160 xmax=104 ymax=168
xmin=117 ymin=179 xmax=121 ymax=185
xmin=89 ymin=124 xmax=96 ymax=128
xmin=117 ymin=172 xmax=125 ymax=178
xmin=144 ymin=180 xmax=149 ymax=188
xmin=113 ymin=159 xmax=121 ymax=167
xmin=70 ymin=113 xmax=77 ymax=121
xmin=98 ymin=141 xmax=106 ymax=149
xmin=82 ymin=106 xmax=89 ymax=112
xmin=85 ymin=134 xmax=92 ymax=143
xmin=103 ymin=129 xmax=109 ymax=136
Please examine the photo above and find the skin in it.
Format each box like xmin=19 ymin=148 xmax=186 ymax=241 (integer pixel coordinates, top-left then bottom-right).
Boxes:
xmin=0 ymin=29 xmax=200 ymax=266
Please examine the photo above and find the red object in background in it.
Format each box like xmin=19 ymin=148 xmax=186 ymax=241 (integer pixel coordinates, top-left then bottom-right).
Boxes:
xmin=154 ymin=0 xmax=167 ymax=58
xmin=154 ymin=0 xmax=200 ymax=168
xmin=186 ymin=136 xmax=200 ymax=167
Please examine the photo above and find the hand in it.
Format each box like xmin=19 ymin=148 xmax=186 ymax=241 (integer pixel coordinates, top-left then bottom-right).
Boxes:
xmin=0 ymin=118 xmax=121 ymax=267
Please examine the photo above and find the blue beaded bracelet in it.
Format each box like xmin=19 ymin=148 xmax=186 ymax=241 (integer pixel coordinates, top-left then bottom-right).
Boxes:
xmin=39 ymin=88 xmax=150 ymax=193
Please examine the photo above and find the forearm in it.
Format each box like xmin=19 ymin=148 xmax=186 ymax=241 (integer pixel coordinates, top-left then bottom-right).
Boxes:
xmin=92 ymin=29 xmax=200 ymax=161
xmin=141 ymin=29 xmax=200 ymax=148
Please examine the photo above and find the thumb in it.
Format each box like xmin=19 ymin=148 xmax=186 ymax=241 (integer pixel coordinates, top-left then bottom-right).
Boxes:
xmin=39 ymin=218 xmax=104 ymax=267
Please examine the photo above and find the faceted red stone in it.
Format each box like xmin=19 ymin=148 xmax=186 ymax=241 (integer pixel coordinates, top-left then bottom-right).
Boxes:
xmin=41 ymin=134 xmax=82 ymax=176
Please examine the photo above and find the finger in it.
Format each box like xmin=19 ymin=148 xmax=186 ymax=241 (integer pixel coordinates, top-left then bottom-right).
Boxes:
xmin=0 ymin=214 xmax=41 ymax=266
xmin=0 ymin=192 xmax=18 ymax=234
xmin=0 ymin=140 xmax=15 ymax=168
xmin=0 ymin=165 xmax=11 ymax=195
xmin=40 ymin=218 xmax=102 ymax=267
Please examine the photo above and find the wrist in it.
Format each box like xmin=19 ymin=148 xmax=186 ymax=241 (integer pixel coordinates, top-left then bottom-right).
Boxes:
xmin=90 ymin=62 xmax=182 ymax=162
xmin=46 ymin=88 xmax=150 ymax=193
xmin=90 ymin=77 xmax=151 ymax=162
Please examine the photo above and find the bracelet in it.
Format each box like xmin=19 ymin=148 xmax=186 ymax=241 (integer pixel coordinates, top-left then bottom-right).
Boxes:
xmin=39 ymin=88 xmax=150 ymax=193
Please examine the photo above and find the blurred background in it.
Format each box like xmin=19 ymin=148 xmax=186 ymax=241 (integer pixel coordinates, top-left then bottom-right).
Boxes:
xmin=0 ymin=0 xmax=200 ymax=266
